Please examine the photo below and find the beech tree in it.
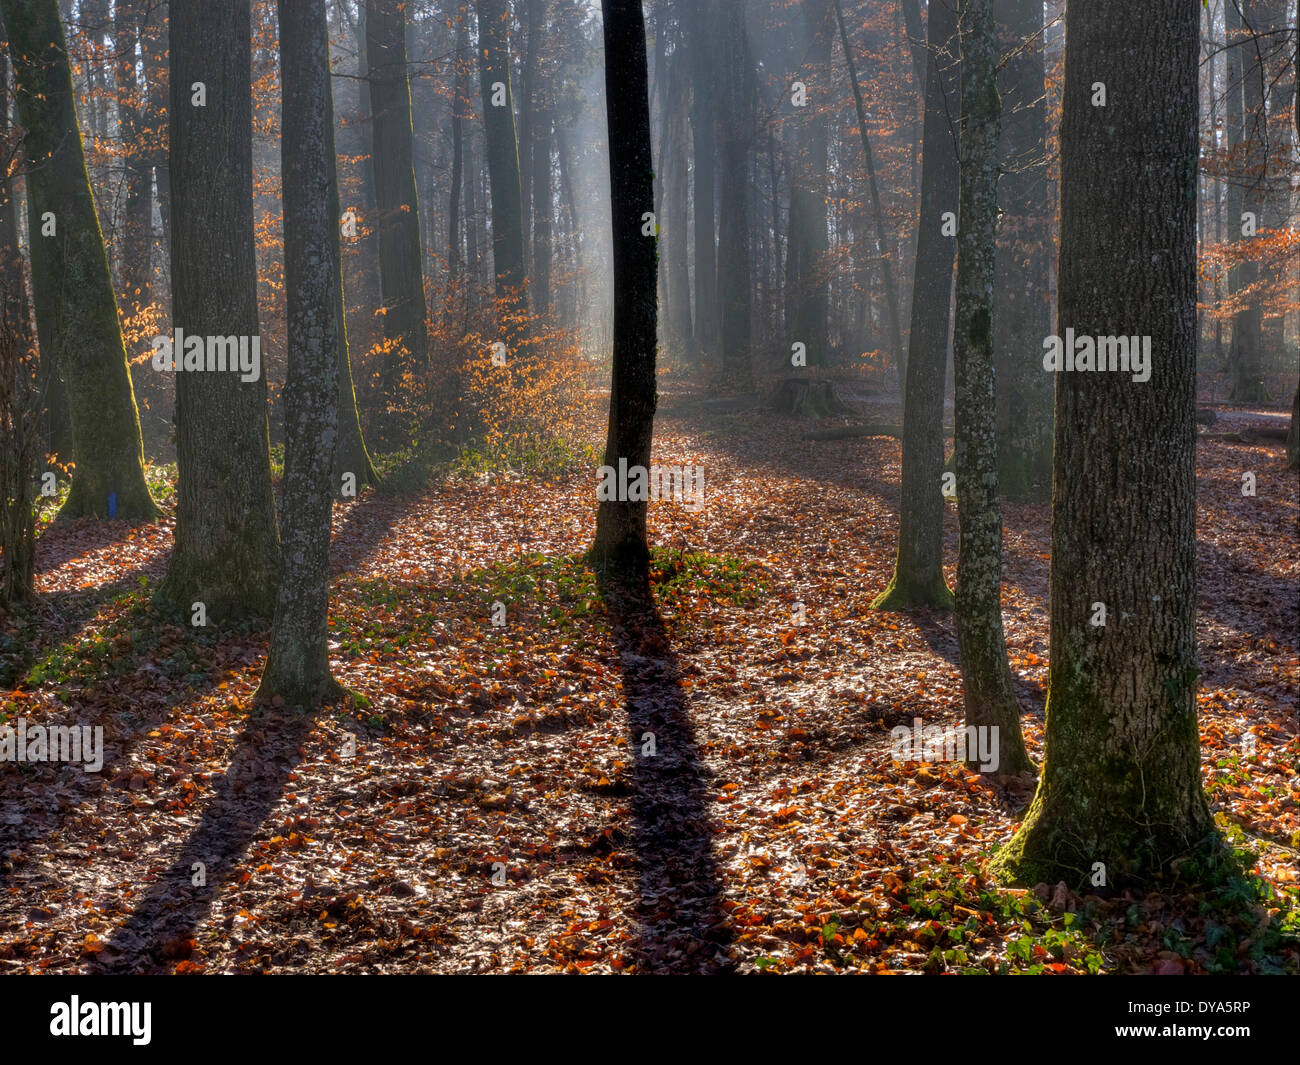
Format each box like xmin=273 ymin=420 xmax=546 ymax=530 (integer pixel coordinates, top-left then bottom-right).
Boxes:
xmin=872 ymin=0 xmax=958 ymax=611
xmin=366 ymin=0 xmax=430 ymax=390
xmin=991 ymin=0 xmax=1216 ymax=887
xmin=159 ymin=0 xmax=279 ymax=621
xmin=951 ymin=0 xmax=1031 ymax=776
xmin=477 ymin=0 xmax=528 ymax=307
xmin=2 ymin=0 xmax=156 ymax=520
xmin=589 ymin=0 xmax=657 ymax=573
xmin=258 ymin=0 xmax=344 ymax=708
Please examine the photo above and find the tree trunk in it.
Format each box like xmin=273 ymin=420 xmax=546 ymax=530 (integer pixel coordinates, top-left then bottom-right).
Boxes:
xmin=871 ymin=0 xmax=957 ymax=611
xmin=477 ymin=0 xmax=527 ymax=308
xmin=448 ymin=11 xmax=468 ymax=291
xmin=140 ymin=0 xmax=169 ymax=262
xmin=589 ymin=0 xmax=657 ymax=574
xmin=113 ymin=0 xmax=152 ymax=315
xmin=990 ymin=0 xmax=1215 ymax=888
xmin=366 ymin=0 xmax=429 ymax=393
xmin=529 ymin=1 xmax=553 ymax=318
xmin=689 ymin=0 xmax=718 ymax=359
xmin=663 ymin=46 xmax=691 ymax=354
xmin=258 ymin=0 xmax=345 ymax=708
xmin=2 ymin=0 xmax=157 ymax=520
xmin=993 ymin=0 xmax=1052 ymax=500
xmin=716 ymin=0 xmax=752 ymax=387
xmin=952 ymin=0 xmax=1033 ymax=777
xmin=159 ymin=0 xmax=278 ymax=621
xmin=1229 ymin=0 xmax=1268 ymax=402
xmin=833 ymin=0 xmax=904 ymax=385
xmin=785 ymin=0 xmax=832 ymax=368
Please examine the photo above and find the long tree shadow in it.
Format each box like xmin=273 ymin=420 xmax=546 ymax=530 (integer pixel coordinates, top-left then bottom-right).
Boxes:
xmin=93 ymin=705 xmax=317 ymax=973
xmin=597 ymin=569 xmax=734 ymax=974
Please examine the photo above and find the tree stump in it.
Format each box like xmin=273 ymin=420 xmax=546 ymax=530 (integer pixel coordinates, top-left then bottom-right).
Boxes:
xmin=768 ymin=377 xmax=851 ymax=418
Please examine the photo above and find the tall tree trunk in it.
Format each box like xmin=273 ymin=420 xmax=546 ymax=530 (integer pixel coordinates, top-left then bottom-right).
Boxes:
xmin=1230 ymin=0 xmax=1268 ymax=401
xmin=259 ymin=0 xmax=344 ymax=708
xmin=113 ymin=0 xmax=151 ymax=315
xmin=1290 ymin=0 xmax=1299 ymax=470
xmin=448 ymin=10 xmax=469 ymax=291
xmin=589 ymin=0 xmax=657 ymax=573
xmin=2 ymin=0 xmax=156 ymax=520
xmin=834 ymin=0 xmax=904 ymax=384
xmin=872 ymin=0 xmax=958 ymax=611
xmin=716 ymin=0 xmax=752 ymax=386
xmin=366 ymin=0 xmax=429 ymax=392
xmin=159 ymin=0 xmax=278 ymax=620
xmin=663 ymin=47 xmax=691 ymax=353
xmin=689 ymin=0 xmax=718 ymax=359
xmin=140 ymin=0 xmax=169 ymax=262
xmin=477 ymin=0 xmax=527 ymax=308
xmin=993 ymin=0 xmax=1052 ymax=500
xmin=529 ymin=2 xmax=553 ymax=317
xmin=785 ymin=0 xmax=832 ymax=368
xmin=990 ymin=0 xmax=1215 ymax=888
xmin=953 ymin=0 xmax=1032 ymax=776
xmin=519 ymin=0 xmax=545 ymax=275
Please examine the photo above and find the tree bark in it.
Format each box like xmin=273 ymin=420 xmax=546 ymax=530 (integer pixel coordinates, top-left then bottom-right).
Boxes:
xmin=871 ymin=0 xmax=958 ymax=611
xmin=993 ymin=0 xmax=1052 ymax=500
xmin=716 ymin=0 xmax=752 ymax=386
xmin=952 ymin=0 xmax=1032 ymax=776
xmin=366 ymin=0 xmax=429 ymax=392
xmin=159 ymin=0 xmax=278 ymax=621
xmin=589 ymin=0 xmax=657 ymax=574
xmin=258 ymin=0 xmax=345 ymax=708
xmin=113 ymin=0 xmax=152 ymax=315
xmin=785 ymin=0 xmax=832 ymax=368
xmin=477 ymin=0 xmax=527 ymax=309
xmin=689 ymin=0 xmax=718 ymax=359
xmin=833 ymin=0 xmax=904 ymax=384
xmin=2 ymin=0 xmax=156 ymax=520
xmin=990 ymin=0 xmax=1216 ymax=888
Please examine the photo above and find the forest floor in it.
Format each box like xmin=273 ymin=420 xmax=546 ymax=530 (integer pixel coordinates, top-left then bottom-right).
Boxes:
xmin=1 ymin=384 xmax=1297 ymax=974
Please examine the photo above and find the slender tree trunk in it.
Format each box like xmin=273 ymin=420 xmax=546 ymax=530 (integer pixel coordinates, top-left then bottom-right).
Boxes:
xmin=991 ymin=0 xmax=1215 ymax=888
xmin=140 ymin=0 xmax=169 ymax=263
xmin=993 ymin=0 xmax=1052 ymax=500
xmin=159 ymin=0 xmax=278 ymax=620
xmin=785 ymin=0 xmax=832 ymax=368
xmin=1231 ymin=0 xmax=1268 ymax=401
xmin=477 ymin=0 xmax=527 ymax=308
xmin=448 ymin=11 xmax=468 ymax=291
xmin=589 ymin=0 xmax=657 ymax=573
xmin=259 ymin=0 xmax=345 ymax=708
xmin=833 ymin=0 xmax=904 ymax=384
xmin=689 ymin=0 xmax=718 ymax=359
xmin=664 ymin=47 xmax=691 ymax=353
xmin=952 ymin=0 xmax=1032 ymax=776
xmin=2 ymin=0 xmax=156 ymax=520
xmin=366 ymin=0 xmax=429 ymax=392
xmin=530 ymin=3 xmax=553 ymax=317
xmin=113 ymin=0 xmax=151 ymax=315
xmin=519 ymin=0 xmax=545 ymax=275
xmin=872 ymin=0 xmax=958 ymax=611
xmin=717 ymin=0 xmax=752 ymax=386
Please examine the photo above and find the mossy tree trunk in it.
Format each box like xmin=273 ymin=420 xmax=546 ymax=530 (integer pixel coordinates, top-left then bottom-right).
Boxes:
xmin=258 ymin=0 xmax=345 ymax=709
xmin=476 ymin=0 xmax=527 ymax=311
xmin=952 ymin=0 xmax=1032 ymax=777
xmin=589 ymin=0 xmax=657 ymax=575
xmin=366 ymin=0 xmax=429 ymax=394
xmin=158 ymin=0 xmax=278 ymax=622
xmin=871 ymin=0 xmax=957 ymax=612
xmin=992 ymin=0 xmax=1052 ymax=501
xmin=2 ymin=0 xmax=157 ymax=520
xmin=990 ymin=0 xmax=1216 ymax=889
